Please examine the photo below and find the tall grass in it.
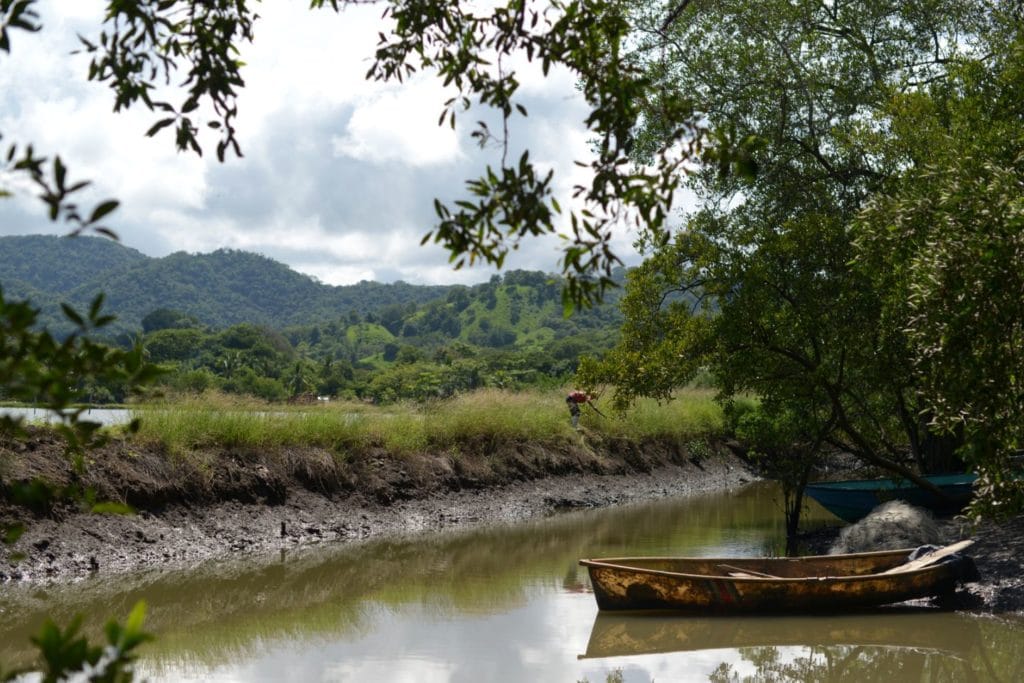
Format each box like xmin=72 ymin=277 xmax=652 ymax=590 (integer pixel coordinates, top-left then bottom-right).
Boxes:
xmin=421 ymin=389 xmax=569 ymax=448
xmin=597 ymin=389 xmax=725 ymax=440
xmin=130 ymin=388 xmax=728 ymax=456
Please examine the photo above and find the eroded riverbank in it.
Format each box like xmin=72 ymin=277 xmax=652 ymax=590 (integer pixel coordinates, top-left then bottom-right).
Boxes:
xmin=3 ymin=429 xmax=1023 ymax=618
xmin=1 ymin=430 xmax=756 ymax=582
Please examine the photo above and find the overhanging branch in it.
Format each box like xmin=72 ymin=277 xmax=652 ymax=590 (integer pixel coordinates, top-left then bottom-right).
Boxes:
xmin=660 ymin=1 xmax=693 ymax=34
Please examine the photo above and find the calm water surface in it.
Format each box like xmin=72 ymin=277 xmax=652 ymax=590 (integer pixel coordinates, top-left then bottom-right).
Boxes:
xmin=0 ymin=406 xmax=133 ymax=426
xmin=2 ymin=483 xmax=1022 ymax=681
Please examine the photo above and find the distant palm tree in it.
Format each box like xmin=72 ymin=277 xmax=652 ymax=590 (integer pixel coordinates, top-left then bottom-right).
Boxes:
xmin=221 ymin=351 xmax=241 ymax=378
xmin=290 ymin=361 xmax=310 ymax=397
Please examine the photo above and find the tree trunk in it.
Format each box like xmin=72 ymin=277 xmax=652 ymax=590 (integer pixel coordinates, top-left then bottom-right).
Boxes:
xmin=784 ymin=462 xmax=814 ymax=556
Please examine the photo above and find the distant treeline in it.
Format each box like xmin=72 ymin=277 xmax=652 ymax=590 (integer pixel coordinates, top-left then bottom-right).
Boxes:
xmin=0 ymin=235 xmax=626 ymax=403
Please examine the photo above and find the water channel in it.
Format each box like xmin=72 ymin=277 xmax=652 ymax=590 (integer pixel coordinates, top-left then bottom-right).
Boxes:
xmin=2 ymin=483 xmax=1023 ymax=681
xmin=0 ymin=406 xmax=134 ymax=426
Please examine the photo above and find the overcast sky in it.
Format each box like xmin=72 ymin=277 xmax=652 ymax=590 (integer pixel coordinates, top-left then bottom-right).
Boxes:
xmin=0 ymin=1 xmax=648 ymax=286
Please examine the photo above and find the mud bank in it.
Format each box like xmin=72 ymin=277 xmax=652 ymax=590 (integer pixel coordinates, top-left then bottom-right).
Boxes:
xmin=1 ymin=431 xmax=757 ymax=583
xmin=798 ymin=512 xmax=1024 ymax=615
xmin=5 ymin=431 xmax=1023 ymax=617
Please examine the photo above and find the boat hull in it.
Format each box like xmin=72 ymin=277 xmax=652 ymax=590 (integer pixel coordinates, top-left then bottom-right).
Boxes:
xmin=805 ymin=473 xmax=976 ymax=523
xmin=580 ymin=549 xmax=972 ymax=613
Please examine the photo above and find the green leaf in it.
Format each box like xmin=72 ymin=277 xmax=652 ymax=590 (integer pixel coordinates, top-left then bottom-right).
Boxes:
xmin=145 ymin=117 xmax=175 ymax=136
xmin=60 ymin=303 xmax=85 ymax=326
xmin=89 ymin=293 xmax=106 ymax=320
xmin=88 ymin=199 xmax=120 ymax=224
xmin=124 ymin=600 xmax=148 ymax=636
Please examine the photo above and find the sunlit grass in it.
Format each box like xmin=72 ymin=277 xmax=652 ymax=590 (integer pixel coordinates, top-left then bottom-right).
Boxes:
xmin=129 ymin=388 xmax=728 ymax=455
xmin=597 ymin=389 xmax=725 ymax=440
xmin=421 ymin=389 xmax=569 ymax=448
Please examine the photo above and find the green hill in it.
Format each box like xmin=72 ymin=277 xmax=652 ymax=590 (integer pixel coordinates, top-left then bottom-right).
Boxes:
xmin=0 ymin=234 xmax=628 ymax=402
xmin=0 ymin=234 xmax=148 ymax=295
xmin=0 ymin=235 xmax=450 ymax=336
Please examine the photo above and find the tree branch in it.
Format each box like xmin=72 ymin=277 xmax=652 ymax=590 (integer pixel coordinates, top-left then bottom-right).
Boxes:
xmin=660 ymin=1 xmax=693 ymax=34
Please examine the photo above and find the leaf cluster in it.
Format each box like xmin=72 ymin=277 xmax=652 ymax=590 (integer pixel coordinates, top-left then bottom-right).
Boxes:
xmin=1 ymin=134 xmax=121 ymax=238
xmin=77 ymin=0 xmax=255 ymax=162
xmin=1 ymin=289 xmax=161 ymax=542
xmin=352 ymin=0 xmax=701 ymax=307
xmin=1 ymin=601 xmax=152 ymax=683
xmin=0 ymin=0 xmax=40 ymax=54
xmin=854 ymin=31 xmax=1024 ymax=514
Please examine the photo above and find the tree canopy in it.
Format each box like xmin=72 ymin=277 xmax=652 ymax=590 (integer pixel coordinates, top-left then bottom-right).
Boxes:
xmin=856 ymin=33 xmax=1024 ymax=512
xmin=581 ymin=0 xmax=1024 ymax=514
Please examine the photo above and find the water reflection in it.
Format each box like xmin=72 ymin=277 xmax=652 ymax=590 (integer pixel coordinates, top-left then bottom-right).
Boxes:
xmin=2 ymin=485 xmax=806 ymax=662
xmin=579 ymin=612 xmax=1024 ymax=683
xmin=580 ymin=610 xmax=979 ymax=658
xmin=0 ymin=406 xmax=133 ymax=426
xmin=2 ymin=482 xmax=1022 ymax=682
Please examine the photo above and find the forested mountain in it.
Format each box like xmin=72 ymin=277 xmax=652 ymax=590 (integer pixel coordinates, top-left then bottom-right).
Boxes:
xmin=0 ymin=234 xmax=625 ymax=402
xmin=0 ymin=234 xmax=149 ymax=294
xmin=0 ymin=235 xmax=451 ymax=336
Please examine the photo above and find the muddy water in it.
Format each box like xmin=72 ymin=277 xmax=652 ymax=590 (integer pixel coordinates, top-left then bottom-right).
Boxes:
xmin=2 ymin=483 xmax=1023 ymax=682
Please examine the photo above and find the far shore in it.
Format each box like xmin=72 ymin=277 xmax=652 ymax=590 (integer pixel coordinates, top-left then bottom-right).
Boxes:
xmin=2 ymin=427 xmax=757 ymax=583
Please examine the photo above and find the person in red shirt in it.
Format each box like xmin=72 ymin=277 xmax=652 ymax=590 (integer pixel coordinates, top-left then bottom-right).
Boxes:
xmin=566 ymin=390 xmax=603 ymax=429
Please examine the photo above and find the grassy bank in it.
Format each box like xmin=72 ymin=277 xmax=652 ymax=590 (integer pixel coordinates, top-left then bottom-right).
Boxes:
xmin=128 ymin=388 xmax=727 ymax=455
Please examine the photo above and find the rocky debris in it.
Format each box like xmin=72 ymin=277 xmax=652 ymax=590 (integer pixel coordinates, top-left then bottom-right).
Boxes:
xmin=957 ymin=513 xmax=1024 ymax=614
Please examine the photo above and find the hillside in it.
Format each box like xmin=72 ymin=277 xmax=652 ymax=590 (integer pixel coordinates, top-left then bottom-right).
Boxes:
xmin=0 ymin=234 xmax=148 ymax=294
xmin=0 ymin=234 xmax=626 ymax=402
xmin=0 ymin=235 xmax=450 ymax=335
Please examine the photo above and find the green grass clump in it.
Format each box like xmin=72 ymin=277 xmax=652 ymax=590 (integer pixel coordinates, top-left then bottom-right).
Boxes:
xmin=421 ymin=389 xmax=569 ymax=449
xmin=594 ymin=389 xmax=724 ymax=440
xmin=128 ymin=388 xmax=727 ymax=456
xmin=132 ymin=393 xmax=372 ymax=452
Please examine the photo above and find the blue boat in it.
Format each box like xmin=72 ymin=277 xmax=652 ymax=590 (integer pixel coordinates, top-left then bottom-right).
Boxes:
xmin=805 ymin=473 xmax=977 ymax=523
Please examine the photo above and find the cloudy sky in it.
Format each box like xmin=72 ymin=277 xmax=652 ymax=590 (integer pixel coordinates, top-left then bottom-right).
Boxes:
xmin=0 ymin=1 xmax=648 ymax=286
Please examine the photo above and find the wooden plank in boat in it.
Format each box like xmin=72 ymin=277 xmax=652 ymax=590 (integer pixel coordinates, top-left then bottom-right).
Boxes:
xmin=717 ymin=564 xmax=780 ymax=579
xmin=882 ymin=539 xmax=974 ymax=574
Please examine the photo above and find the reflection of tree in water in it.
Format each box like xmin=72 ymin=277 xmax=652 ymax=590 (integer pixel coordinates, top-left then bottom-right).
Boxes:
xmin=582 ymin=610 xmax=1024 ymax=683
xmin=707 ymin=643 xmax=1004 ymax=683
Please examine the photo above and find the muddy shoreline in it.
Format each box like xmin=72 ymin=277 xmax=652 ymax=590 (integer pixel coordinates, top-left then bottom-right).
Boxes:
xmin=3 ymin=432 xmax=1023 ymax=616
xmin=1 ymin=432 xmax=757 ymax=583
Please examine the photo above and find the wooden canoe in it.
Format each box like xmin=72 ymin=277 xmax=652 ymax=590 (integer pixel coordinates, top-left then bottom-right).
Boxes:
xmin=580 ymin=541 xmax=977 ymax=613
xmin=805 ymin=473 xmax=976 ymax=523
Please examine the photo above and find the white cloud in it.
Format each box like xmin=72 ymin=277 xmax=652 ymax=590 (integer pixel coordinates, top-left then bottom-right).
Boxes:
xmin=332 ymin=79 xmax=464 ymax=167
xmin=231 ymin=3 xmax=384 ymax=142
xmin=1 ymin=0 xmax=654 ymax=286
xmin=324 ymin=657 xmax=456 ymax=683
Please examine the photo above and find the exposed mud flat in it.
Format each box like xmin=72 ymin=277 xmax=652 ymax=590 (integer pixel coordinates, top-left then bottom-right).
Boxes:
xmin=3 ymin=430 xmax=1023 ymax=616
xmin=1 ymin=430 xmax=756 ymax=583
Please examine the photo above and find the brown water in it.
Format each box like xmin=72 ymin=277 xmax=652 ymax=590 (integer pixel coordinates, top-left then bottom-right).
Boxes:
xmin=2 ymin=482 xmax=1022 ymax=682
